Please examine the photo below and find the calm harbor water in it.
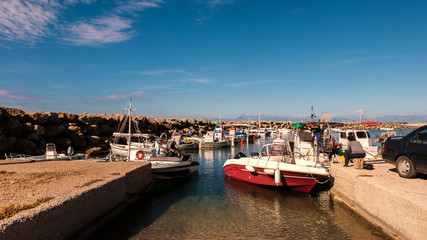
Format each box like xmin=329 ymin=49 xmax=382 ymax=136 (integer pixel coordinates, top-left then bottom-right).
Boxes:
xmin=94 ymin=136 xmax=394 ymax=240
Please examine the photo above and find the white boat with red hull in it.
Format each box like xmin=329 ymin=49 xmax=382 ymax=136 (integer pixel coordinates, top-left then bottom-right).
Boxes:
xmin=223 ymin=143 xmax=330 ymax=192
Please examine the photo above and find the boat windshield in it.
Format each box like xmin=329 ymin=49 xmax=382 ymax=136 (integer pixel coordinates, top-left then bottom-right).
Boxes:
xmin=260 ymin=143 xmax=289 ymax=156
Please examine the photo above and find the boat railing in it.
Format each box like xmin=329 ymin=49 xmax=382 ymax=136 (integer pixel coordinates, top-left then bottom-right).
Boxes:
xmin=5 ymin=153 xmax=33 ymax=160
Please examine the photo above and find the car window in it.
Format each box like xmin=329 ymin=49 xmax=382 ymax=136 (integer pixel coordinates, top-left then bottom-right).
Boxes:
xmin=410 ymin=133 xmax=419 ymax=143
xmin=340 ymin=132 xmax=346 ymax=139
xmin=418 ymin=130 xmax=427 ymax=144
xmin=410 ymin=129 xmax=427 ymax=144
xmin=348 ymin=132 xmax=355 ymax=138
xmin=356 ymin=131 xmax=367 ymax=138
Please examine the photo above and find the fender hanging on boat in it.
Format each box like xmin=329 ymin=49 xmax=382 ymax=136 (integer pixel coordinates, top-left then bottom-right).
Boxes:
xmin=274 ymin=169 xmax=281 ymax=185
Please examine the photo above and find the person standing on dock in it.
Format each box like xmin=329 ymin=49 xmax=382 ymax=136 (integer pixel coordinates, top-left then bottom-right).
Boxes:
xmin=343 ymin=135 xmax=366 ymax=167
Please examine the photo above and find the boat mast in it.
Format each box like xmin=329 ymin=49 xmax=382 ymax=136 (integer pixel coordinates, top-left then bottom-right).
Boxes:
xmin=356 ymin=107 xmax=365 ymax=123
xmin=128 ymin=98 xmax=132 ymax=161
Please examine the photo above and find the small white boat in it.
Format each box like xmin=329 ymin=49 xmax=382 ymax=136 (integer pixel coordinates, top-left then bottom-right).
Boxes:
xmin=6 ymin=143 xmax=86 ymax=162
xmin=149 ymin=154 xmax=199 ymax=180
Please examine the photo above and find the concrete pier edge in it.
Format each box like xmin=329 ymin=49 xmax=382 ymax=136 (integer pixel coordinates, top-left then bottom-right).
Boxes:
xmin=329 ymin=163 xmax=427 ymax=240
xmin=0 ymin=162 xmax=152 ymax=240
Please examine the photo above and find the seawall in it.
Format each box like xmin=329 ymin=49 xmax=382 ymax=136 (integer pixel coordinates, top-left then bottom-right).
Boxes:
xmin=330 ymin=162 xmax=427 ymax=240
xmin=0 ymin=160 xmax=152 ymax=240
xmin=0 ymin=106 xmax=215 ymax=157
xmin=0 ymin=106 xmax=415 ymax=159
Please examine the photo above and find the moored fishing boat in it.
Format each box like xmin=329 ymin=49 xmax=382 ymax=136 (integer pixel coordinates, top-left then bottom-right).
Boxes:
xmin=170 ymin=134 xmax=200 ymax=150
xmin=109 ymin=99 xmax=160 ymax=161
xmin=200 ymin=128 xmax=231 ymax=149
xmin=223 ymin=143 xmax=331 ymax=192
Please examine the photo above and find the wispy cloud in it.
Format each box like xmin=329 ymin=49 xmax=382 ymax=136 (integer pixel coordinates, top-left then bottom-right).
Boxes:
xmin=194 ymin=0 xmax=234 ymax=24
xmin=0 ymin=0 xmax=163 ymax=46
xmin=128 ymin=69 xmax=187 ymax=76
xmin=0 ymin=0 xmax=61 ymax=44
xmin=208 ymin=0 xmax=234 ymax=7
xmin=61 ymin=15 xmax=135 ymax=46
xmin=329 ymin=54 xmax=413 ymax=66
xmin=61 ymin=0 xmax=163 ymax=46
xmin=115 ymin=0 xmax=164 ymax=14
xmin=87 ymin=90 xmax=155 ymax=104
xmin=227 ymin=80 xmax=279 ymax=87
xmin=0 ymin=89 xmax=37 ymax=101
xmin=64 ymin=0 xmax=97 ymax=5
xmin=180 ymin=78 xmax=210 ymax=84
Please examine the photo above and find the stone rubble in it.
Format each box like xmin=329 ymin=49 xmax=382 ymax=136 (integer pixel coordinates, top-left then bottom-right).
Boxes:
xmin=0 ymin=106 xmax=416 ymax=158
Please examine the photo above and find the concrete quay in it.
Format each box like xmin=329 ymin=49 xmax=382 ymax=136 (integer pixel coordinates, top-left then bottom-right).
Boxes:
xmin=329 ymin=162 xmax=427 ymax=240
xmin=0 ymin=160 xmax=152 ymax=240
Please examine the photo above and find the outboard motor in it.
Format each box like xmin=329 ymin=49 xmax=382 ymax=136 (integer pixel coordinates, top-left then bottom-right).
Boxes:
xmin=67 ymin=146 xmax=74 ymax=156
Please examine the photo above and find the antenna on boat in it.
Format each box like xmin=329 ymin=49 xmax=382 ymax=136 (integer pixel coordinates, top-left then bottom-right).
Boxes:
xmin=128 ymin=98 xmax=132 ymax=161
xmin=355 ymin=107 xmax=365 ymax=123
xmin=310 ymin=106 xmax=316 ymax=121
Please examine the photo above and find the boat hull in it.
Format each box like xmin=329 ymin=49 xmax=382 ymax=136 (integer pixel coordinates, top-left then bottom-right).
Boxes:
xmin=223 ymin=164 xmax=322 ymax=192
xmin=176 ymin=142 xmax=199 ymax=150
xmin=200 ymin=140 xmax=230 ymax=149
xmin=151 ymin=161 xmax=199 ymax=180
xmin=110 ymin=143 xmax=157 ymax=160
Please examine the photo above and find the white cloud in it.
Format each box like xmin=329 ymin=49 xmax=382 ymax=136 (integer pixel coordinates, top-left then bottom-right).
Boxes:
xmin=61 ymin=0 xmax=163 ymax=46
xmin=181 ymin=78 xmax=210 ymax=84
xmin=227 ymin=80 xmax=264 ymax=87
xmin=0 ymin=0 xmax=61 ymax=44
xmin=0 ymin=89 xmax=37 ymax=101
xmin=0 ymin=0 xmax=164 ymax=46
xmin=194 ymin=0 xmax=234 ymax=24
xmin=209 ymin=0 xmax=234 ymax=7
xmin=87 ymin=90 xmax=154 ymax=104
xmin=329 ymin=54 xmax=413 ymax=66
xmin=115 ymin=0 xmax=163 ymax=14
xmin=61 ymin=15 xmax=134 ymax=46
xmin=64 ymin=0 xmax=97 ymax=5
xmin=194 ymin=0 xmax=234 ymax=7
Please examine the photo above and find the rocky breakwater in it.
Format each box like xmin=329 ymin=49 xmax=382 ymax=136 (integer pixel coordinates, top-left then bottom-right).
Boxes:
xmin=0 ymin=107 xmax=215 ymax=159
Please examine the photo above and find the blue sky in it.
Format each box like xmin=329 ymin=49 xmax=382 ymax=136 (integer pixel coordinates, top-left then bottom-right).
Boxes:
xmin=1 ymin=0 xmax=426 ymax=120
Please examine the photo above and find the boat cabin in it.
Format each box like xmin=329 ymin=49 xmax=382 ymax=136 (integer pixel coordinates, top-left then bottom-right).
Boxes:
xmin=204 ymin=128 xmax=224 ymax=142
xmin=338 ymin=130 xmax=372 ymax=148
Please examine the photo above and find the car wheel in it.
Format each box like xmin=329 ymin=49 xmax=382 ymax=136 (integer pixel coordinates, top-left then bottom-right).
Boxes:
xmin=396 ymin=156 xmax=417 ymax=178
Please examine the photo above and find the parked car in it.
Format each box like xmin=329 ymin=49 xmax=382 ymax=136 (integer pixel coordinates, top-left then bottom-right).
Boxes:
xmin=382 ymin=125 xmax=427 ymax=178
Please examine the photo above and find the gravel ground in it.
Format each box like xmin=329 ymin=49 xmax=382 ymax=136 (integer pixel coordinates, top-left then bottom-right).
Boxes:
xmin=0 ymin=159 xmax=148 ymax=210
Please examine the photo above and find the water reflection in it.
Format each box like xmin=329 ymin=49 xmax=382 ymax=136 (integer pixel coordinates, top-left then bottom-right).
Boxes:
xmin=94 ymin=137 xmax=393 ymax=240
